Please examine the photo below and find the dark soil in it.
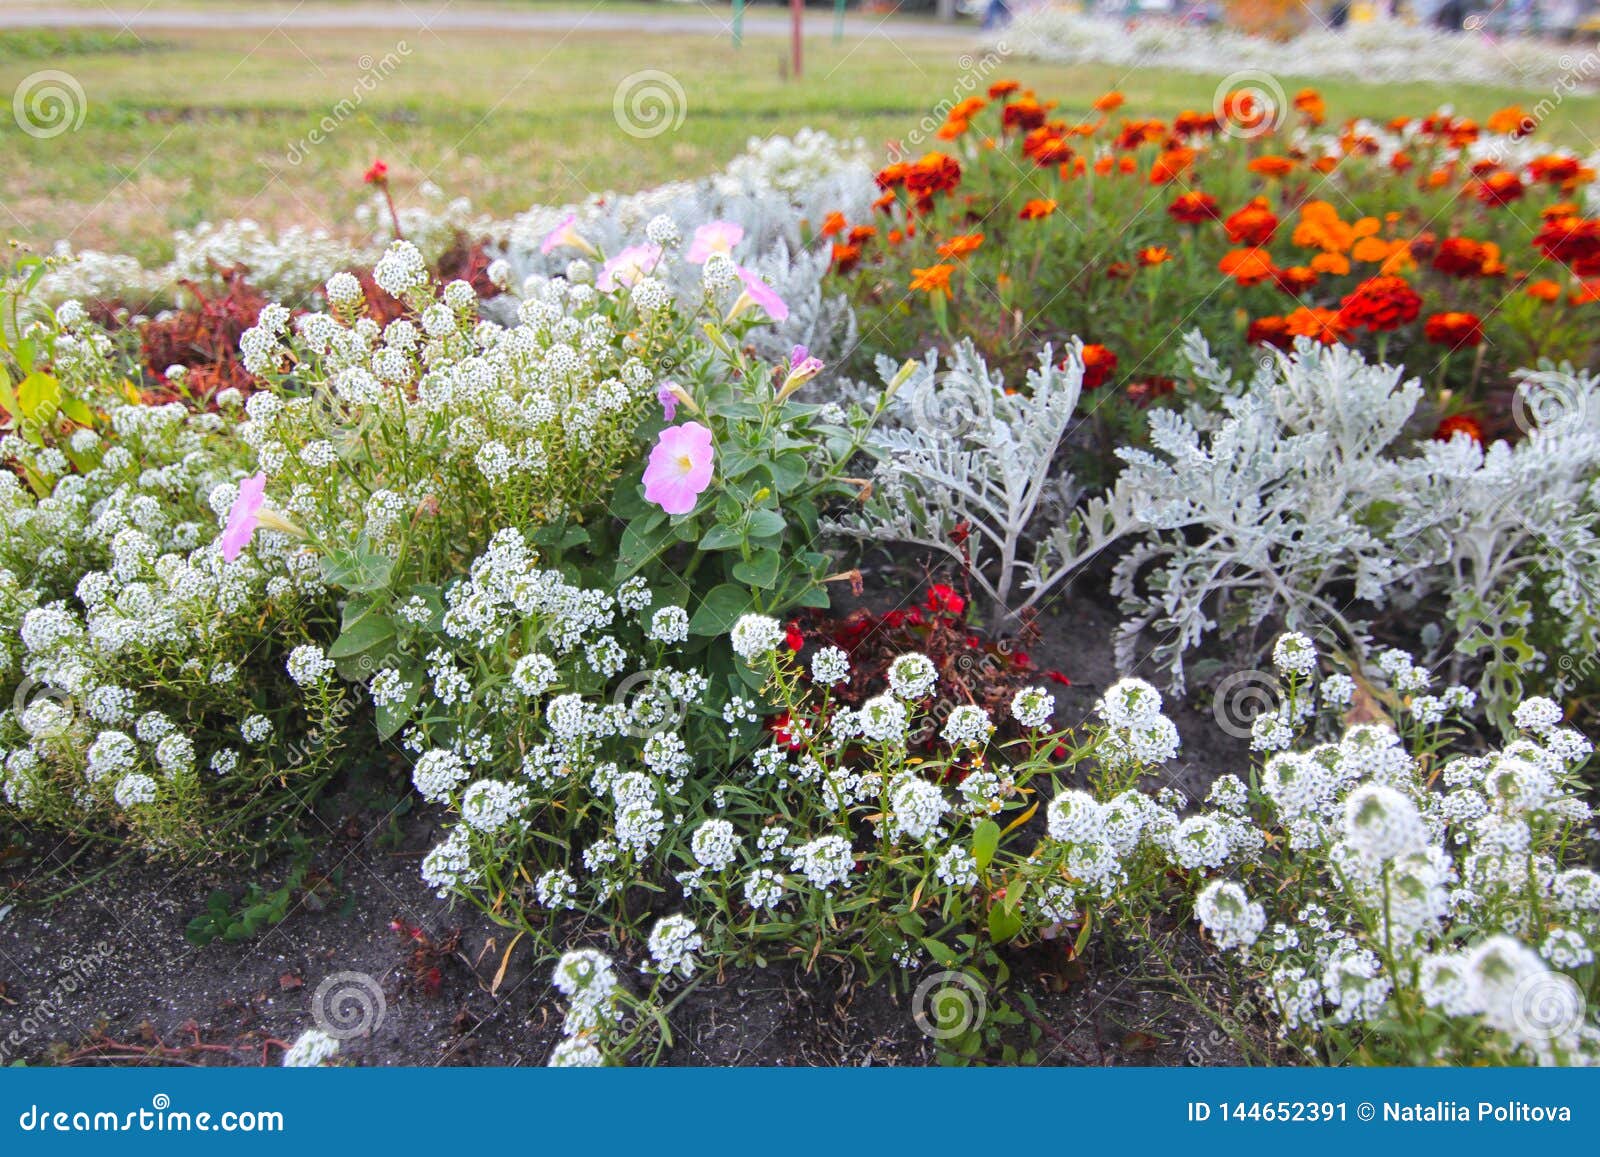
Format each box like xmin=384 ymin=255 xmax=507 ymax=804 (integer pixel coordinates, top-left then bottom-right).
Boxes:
xmin=0 ymin=593 xmax=1255 ymax=1068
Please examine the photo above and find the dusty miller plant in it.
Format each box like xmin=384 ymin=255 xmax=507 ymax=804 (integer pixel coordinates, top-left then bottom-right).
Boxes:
xmin=828 ymin=340 xmax=1133 ymax=624
xmin=1111 ymin=335 xmax=1600 ymax=719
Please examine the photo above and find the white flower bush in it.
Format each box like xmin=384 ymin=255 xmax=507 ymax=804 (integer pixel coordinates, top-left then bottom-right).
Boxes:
xmin=1182 ymin=635 xmax=1599 ymax=1065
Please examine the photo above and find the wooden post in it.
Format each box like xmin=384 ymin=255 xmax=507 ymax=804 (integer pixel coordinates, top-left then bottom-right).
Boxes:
xmin=791 ymin=0 xmax=804 ymax=78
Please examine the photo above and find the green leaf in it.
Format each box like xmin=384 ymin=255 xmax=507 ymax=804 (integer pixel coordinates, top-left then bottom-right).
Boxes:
xmin=320 ymin=550 xmax=394 ymax=593
xmin=988 ymin=904 xmax=1024 ymax=945
xmin=698 ymin=523 xmax=743 ymax=552
xmin=746 ymin=509 xmax=786 ymax=539
xmin=731 ymin=548 xmax=781 ymax=589
xmin=688 ymin=583 xmax=752 ymax=636
xmin=919 ymin=938 xmax=959 ymax=968
xmin=768 ymin=454 xmax=809 ymax=494
xmin=16 ymin=371 xmax=59 ymax=422
xmin=328 ymin=613 xmax=397 ymax=660
xmin=971 ymin=820 xmax=1000 ymax=872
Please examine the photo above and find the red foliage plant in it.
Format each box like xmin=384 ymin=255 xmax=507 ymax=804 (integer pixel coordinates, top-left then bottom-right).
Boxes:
xmin=138 ymin=268 xmax=276 ymax=405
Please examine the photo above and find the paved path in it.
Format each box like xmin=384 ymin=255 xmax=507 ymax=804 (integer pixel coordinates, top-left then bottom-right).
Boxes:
xmin=0 ymin=4 xmax=979 ymax=41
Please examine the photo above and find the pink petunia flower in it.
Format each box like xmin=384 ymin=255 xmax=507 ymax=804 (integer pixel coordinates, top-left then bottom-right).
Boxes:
xmin=597 ymin=243 xmax=663 ymax=292
xmin=731 ymin=266 xmax=789 ymax=322
xmin=642 ymin=422 xmax=715 ymax=515
xmin=777 ymin=345 xmax=826 ymax=399
xmin=687 ymin=220 xmax=745 ymax=264
xmin=221 ymin=472 xmax=267 ymax=562
xmin=540 ymin=212 xmax=596 ymax=257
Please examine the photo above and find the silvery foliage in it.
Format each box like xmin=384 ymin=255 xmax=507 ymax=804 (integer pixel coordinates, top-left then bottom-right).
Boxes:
xmin=827 ymin=339 xmax=1134 ymax=622
xmin=1112 ymin=335 xmax=1600 ymax=714
xmin=493 ymin=131 xmax=874 ymax=363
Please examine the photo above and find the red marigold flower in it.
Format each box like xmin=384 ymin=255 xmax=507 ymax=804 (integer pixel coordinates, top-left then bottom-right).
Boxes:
xmin=1079 ymin=343 xmax=1118 ymax=390
xmin=1138 ymin=245 xmax=1172 ymax=266
xmin=1247 ymin=315 xmax=1293 ymax=350
xmin=1338 ymin=275 xmax=1423 ymax=332
xmin=1534 ymin=215 xmax=1600 ymax=275
xmin=1273 ymin=265 xmax=1320 ymax=295
xmin=1433 ymin=414 xmax=1484 ymax=445
xmin=1224 ymin=198 xmax=1278 ymax=246
xmin=831 ymin=242 xmax=862 ymax=273
xmin=988 ymin=79 xmax=1020 ymax=99
xmin=1126 ymin=375 xmax=1177 ymax=407
xmin=1529 ymin=154 xmax=1582 ymax=185
xmin=1018 ymin=198 xmax=1058 ymax=220
xmin=1431 ymin=236 xmax=1503 ymax=278
xmin=1002 ymin=95 xmax=1048 ymax=133
xmin=1167 ymin=190 xmax=1220 ymax=224
xmin=1473 ymin=170 xmax=1525 ymax=206
xmin=1149 ymin=147 xmax=1195 ymax=184
xmin=1524 ymin=278 xmax=1563 ymax=302
xmin=1423 ymin=311 xmax=1484 ymax=348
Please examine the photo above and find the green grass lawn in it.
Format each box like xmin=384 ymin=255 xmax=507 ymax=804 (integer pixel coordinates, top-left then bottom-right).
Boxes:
xmin=4 ymin=13 xmax=1598 ymax=265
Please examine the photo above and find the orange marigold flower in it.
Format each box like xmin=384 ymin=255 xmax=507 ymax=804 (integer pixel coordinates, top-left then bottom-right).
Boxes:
xmin=1167 ymin=190 xmax=1219 ymax=224
xmin=1572 ymin=279 xmax=1600 ymax=304
xmin=1423 ymin=311 xmax=1484 ymax=348
xmin=1338 ymin=275 xmax=1423 ymax=332
xmin=1079 ymin=344 xmax=1118 ymax=390
xmin=1149 ymin=147 xmax=1196 ymax=184
xmin=1093 ymin=91 xmax=1125 ymax=112
xmin=936 ymin=233 xmax=985 ymax=259
xmin=950 ymin=96 xmax=987 ymax=121
xmin=988 ymin=80 xmax=1020 ymax=99
xmin=831 ymin=243 xmax=862 ymax=273
xmin=1310 ymin=252 xmax=1351 ymax=276
xmin=1525 ymin=278 xmax=1563 ymax=302
xmin=1225 ymin=198 xmax=1278 ymax=246
xmin=937 ymin=119 xmax=969 ymax=140
xmin=1474 ymin=171 xmax=1525 ymax=206
xmin=1219 ymin=89 xmax=1271 ymax=135
xmin=1019 ymin=198 xmax=1058 ymax=220
xmin=1529 ymin=154 xmax=1581 ymax=185
xmin=1247 ymin=315 xmax=1293 ymax=349
xmin=820 ymin=211 xmax=848 ymax=238
xmin=1434 ymin=414 xmax=1484 ymax=444
xmin=876 ymin=161 xmax=911 ymax=189
xmin=1291 ymin=200 xmax=1354 ymax=253
xmin=1273 ymin=265 xmax=1320 ymax=295
xmin=1424 ymin=166 xmax=1454 ymax=189
xmin=1248 ymin=155 xmax=1296 ymax=178
xmin=1391 ymin=151 xmax=1414 ymax=173
xmin=1284 ymin=306 xmax=1348 ymax=346
xmin=1293 ymin=88 xmax=1326 ymax=125
xmin=909 ymin=264 xmax=956 ymax=297
xmin=1138 ymin=246 xmax=1172 ymax=267
xmin=1219 ymin=247 xmax=1277 ymax=286
xmin=1172 ymin=109 xmax=1221 ymax=136
xmin=848 ymin=224 xmax=878 ymax=244
xmin=1486 ymin=105 xmax=1530 ymax=136
xmin=1351 ymin=236 xmax=1403 ymax=264
xmin=872 ymin=192 xmax=897 ymax=214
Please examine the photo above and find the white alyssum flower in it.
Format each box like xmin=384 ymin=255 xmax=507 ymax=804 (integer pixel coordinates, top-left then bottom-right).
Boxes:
xmin=1343 ymin=783 xmax=1427 ymax=862
xmin=281 ymin=1028 xmax=341 ymax=1067
xmin=730 ymin=614 xmax=784 ymax=662
xmin=1010 ymin=685 xmax=1054 ymax=729
xmin=1195 ymin=879 xmax=1266 ymax=951
xmin=647 ymin=914 xmax=702 ymax=978
xmin=285 ymin=643 xmax=334 ymax=687
xmin=690 ymin=818 xmax=740 ymax=871
xmin=810 ymin=645 xmax=851 ymax=686
xmin=941 ymin=704 xmax=992 ymax=749
xmin=1272 ymin=631 xmax=1317 ymax=675
xmin=886 ymin=652 xmax=937 ymax=700
xmin=790 ymin=834 xmax=854 ymax=890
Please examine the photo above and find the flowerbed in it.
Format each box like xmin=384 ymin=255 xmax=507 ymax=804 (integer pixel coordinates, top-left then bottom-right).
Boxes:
xmin=2 ymin=80 xmax=1598 ymax=1069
